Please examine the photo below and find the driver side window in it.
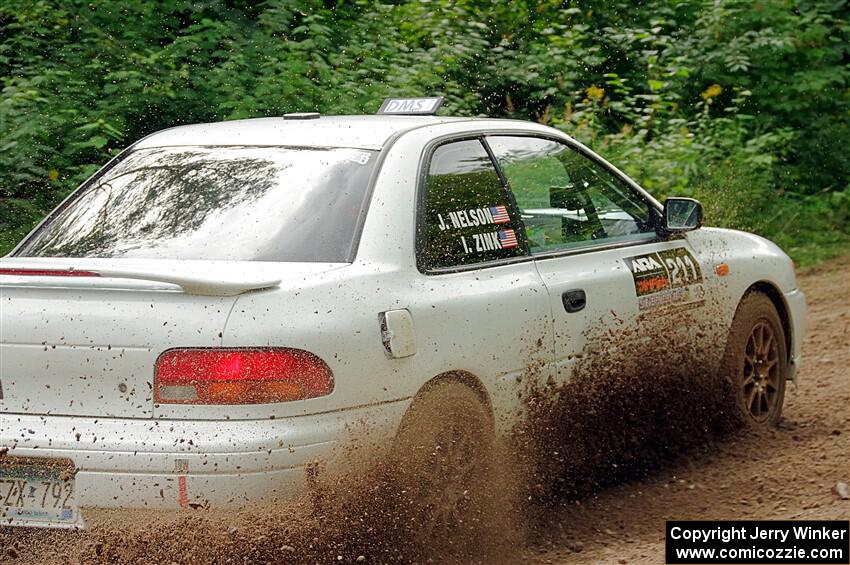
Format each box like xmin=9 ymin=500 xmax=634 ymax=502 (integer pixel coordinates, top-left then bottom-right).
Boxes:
xmin=486 ymin=136 xmax=655 ymax=254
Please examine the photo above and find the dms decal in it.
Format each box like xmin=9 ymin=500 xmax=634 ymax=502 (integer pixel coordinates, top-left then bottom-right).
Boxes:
xmin=625 ymin=247 xmax=704 ymax=310
xmin=437 ymin=205 xmax=511 ymax=231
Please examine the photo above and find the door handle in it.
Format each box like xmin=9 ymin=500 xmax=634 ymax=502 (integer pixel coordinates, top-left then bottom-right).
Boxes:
xmin=562 ymin=289 xmax=586 ymax=313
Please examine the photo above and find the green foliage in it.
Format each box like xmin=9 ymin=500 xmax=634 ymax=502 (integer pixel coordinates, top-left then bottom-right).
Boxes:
xmin=1 ymin=0 xmax=848 ymax=263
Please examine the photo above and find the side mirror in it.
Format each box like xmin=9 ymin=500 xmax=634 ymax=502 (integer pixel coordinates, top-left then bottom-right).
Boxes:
xmin=658 ymin=197 xmax=703 ymax=236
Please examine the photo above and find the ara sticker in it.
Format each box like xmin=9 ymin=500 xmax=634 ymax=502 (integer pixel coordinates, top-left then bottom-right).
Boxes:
xmin=625 ymin=247 xmax=704 ymax=310
xmin=460 ymin=229 xmax=519 ymax=254
xmin=437 ymin=205 xmax=511 ymax=231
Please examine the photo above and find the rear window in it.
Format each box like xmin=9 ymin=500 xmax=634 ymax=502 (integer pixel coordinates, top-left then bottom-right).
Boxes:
xmin=15 ymin=146 xmax=379 ymax=262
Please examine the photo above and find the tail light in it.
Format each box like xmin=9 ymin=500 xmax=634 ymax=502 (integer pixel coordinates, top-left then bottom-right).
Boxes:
xmin=154 ymin=348 xmax=334 ymax=405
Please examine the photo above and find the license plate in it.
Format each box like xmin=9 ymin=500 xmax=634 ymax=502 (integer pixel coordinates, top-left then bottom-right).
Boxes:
xmin=0 ymin=457 xmax=84 ymax=528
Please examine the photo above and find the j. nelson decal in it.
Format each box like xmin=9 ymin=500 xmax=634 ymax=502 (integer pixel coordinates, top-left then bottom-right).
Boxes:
xmin=437 ymin=205 xmax=511 ymax=231
xmin=625 ymin=247 xmax=704 ymax=310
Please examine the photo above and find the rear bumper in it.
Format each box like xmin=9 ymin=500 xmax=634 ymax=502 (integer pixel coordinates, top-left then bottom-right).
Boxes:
xmin=783 ymin=287 xmax=807 ymax=382
xmin=0 ymin=399 xmax=409 ymax=515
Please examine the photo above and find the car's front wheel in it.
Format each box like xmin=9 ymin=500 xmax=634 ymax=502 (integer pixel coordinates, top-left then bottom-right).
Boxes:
xmin=722 ymin=292 xmax=788 ymax=426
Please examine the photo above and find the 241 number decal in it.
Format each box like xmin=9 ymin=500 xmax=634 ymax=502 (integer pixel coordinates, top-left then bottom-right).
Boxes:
xmin=624 ymin=247 xmax=704 ymax=310
xmin=663 ymin=253 xmax=700 ymax=287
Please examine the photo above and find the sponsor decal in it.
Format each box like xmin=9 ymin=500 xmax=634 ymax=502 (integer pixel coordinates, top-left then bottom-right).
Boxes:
xmin=377 ymin=96 xmax=444 ymax=115
xmin=624 ymin=247 xmax=704 ymax=310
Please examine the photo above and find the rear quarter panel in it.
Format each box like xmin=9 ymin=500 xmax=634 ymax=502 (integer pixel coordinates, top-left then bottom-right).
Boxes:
xmin=209 ymin=122 xmax=557 ymax=440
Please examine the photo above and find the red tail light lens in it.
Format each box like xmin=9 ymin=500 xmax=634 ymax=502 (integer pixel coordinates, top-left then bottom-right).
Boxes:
xmin=154 ymin=348 xmax=334 ymax=405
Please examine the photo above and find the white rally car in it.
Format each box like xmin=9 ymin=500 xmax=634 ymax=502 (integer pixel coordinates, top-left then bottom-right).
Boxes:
xmin=0 ymin=98 xmax=806 ymax=528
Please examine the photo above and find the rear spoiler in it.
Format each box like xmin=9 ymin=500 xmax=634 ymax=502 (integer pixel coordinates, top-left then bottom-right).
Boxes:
xmin=0 ymin=267 xmax=280 ymax=297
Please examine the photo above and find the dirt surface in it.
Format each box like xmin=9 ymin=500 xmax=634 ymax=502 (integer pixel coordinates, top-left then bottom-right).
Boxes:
xmin=2 ymin=255 xmax=848 ymax=564
xmin=523 ymin=255 xmax=850 ymax=565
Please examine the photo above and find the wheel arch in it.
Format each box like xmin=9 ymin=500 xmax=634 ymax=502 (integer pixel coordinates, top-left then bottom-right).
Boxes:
xmin=412 ymin=370 xmax=495 ymax=425
xmin=743 ymin=281 xmax=793 ymax=372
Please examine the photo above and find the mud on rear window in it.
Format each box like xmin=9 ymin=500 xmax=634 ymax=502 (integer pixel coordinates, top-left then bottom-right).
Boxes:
xmin=15 ymin=146 xmax=379 ymax=262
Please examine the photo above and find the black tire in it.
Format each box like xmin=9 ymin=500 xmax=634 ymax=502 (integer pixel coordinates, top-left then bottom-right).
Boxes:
xmin=721 ymin=292 xmax=788 ymax=426
xmin=391 ymin=379 xmax=496 ymax=546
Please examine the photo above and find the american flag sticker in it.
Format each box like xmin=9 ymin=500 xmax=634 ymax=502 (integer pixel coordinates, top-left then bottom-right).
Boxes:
xmin=498 ymin=229 xmax=519 ymax=249
xmin=489 ymin=205 xmax=511 ymax=224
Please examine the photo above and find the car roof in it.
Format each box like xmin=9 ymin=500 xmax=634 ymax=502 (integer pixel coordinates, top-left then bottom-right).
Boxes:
xmin=133 ymin=115 xmax=475 ymax=151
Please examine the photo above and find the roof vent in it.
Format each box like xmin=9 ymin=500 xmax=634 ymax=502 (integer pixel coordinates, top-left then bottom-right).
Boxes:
xmin=283 ymin=112 xmax=320 ymax=120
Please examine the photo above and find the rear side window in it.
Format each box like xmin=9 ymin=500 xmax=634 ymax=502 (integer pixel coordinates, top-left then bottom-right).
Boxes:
xmin=418 ymin=139 xmax=525 ymax=271
xmin=15 ymin=146 xmax=378 ymax=262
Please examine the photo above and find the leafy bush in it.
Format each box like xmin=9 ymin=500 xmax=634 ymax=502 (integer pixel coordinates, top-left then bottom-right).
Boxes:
xmin=1 ymin=0 xmax=848 ymax=263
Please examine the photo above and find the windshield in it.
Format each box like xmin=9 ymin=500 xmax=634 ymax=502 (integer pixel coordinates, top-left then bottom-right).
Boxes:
xmin=15 ymin=145 xmax=379 ymax=262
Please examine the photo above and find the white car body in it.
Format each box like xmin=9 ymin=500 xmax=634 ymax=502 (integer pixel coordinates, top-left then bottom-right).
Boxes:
xmin=0 ymin=114 xmax=806 ymax=528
